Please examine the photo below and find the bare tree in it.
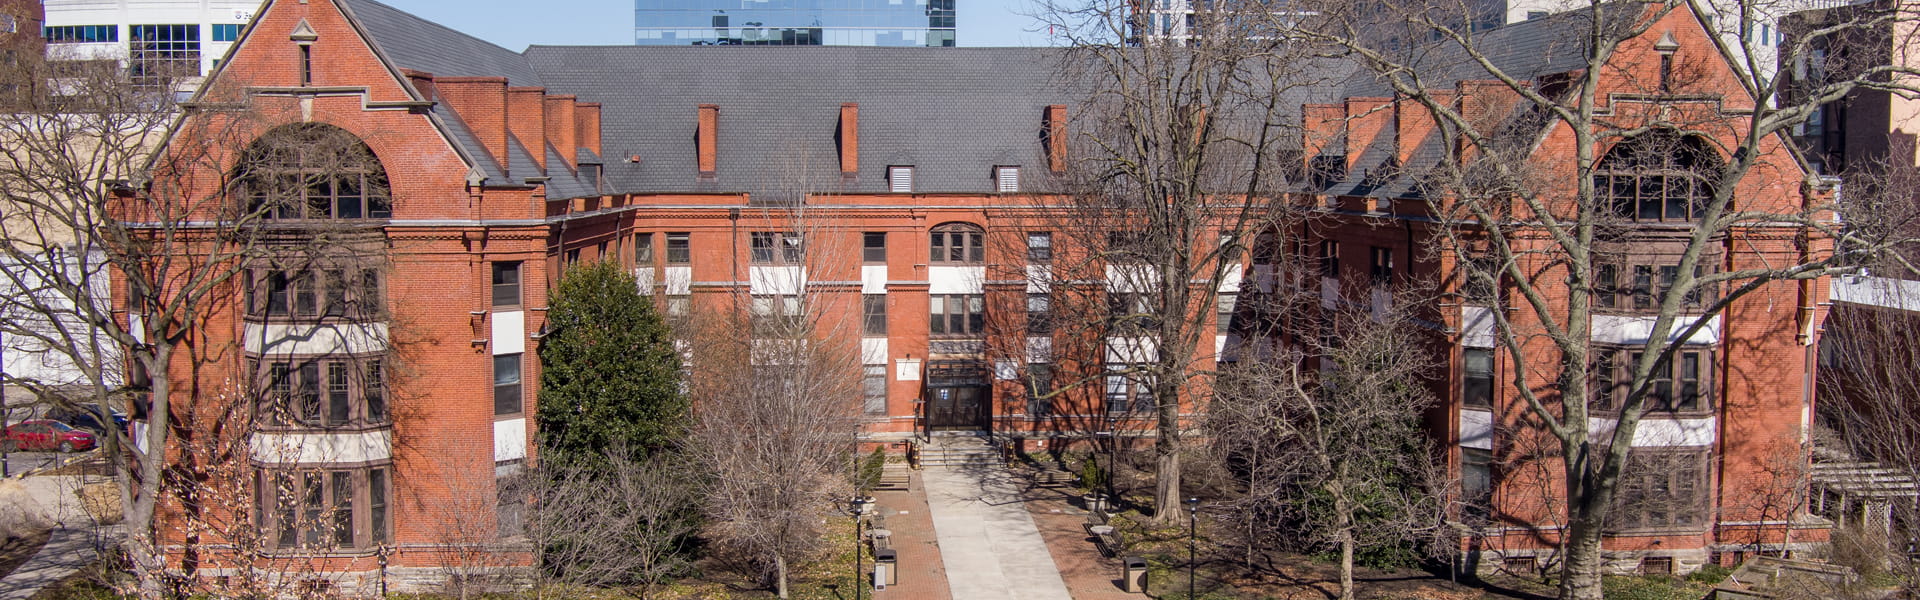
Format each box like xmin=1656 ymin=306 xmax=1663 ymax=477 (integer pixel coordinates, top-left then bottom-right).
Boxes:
xmin=1276 ymin=1 xmax=1920 ymax=597
xmin=517 ymin=448 xmax=700 ymax=599
xmin=684 ymin=206 xmax=862 ymax=599
xmin=1818 ymin=298 xmax=1920 ymax=591
xmin=0 ymin=46 xmax=405 ymax=597
xmin=1032 ymin=0 xmax=1327 ymax=522
xmin=1207 ymin=296 xmax=1448 ymax=600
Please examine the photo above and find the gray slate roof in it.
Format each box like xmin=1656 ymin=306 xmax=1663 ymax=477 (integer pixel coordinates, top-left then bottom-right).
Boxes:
xmin=525 ymin=45 xmax=1079 ymax=198
xmin=328 ymin=0 xmax=1619 ymax=200
xmin=337 ymin=0 xmax=543 ymax=87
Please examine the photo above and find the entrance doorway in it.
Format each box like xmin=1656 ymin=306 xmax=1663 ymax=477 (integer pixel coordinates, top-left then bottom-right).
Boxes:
xmin=926 ymin=360 xmax=990 ymax=430
xmin=927 ymin=386 xmax=989 ymax=430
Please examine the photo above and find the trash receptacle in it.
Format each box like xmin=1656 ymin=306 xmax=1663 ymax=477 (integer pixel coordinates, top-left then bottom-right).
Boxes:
xmin=1121 ymin=556 xmax=1148 ymax=593
xmin=875 ymin=548 xmax=898 ymax=587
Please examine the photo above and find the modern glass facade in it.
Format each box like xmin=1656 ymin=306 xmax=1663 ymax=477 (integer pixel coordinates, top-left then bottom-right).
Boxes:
xmin=635 ymin=0 xmax=955 ymax=47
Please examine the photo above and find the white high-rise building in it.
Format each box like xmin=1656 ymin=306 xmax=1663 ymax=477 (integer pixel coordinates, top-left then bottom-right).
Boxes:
xmin=41 ymin=0 xmax=259 ymax=83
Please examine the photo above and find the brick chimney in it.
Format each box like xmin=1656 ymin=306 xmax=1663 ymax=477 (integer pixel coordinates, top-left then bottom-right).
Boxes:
xmin=434 ymin=77 xmax=510 ymax=173
xmin=508 ymin=87 xmax=548 ymax=172
xmin=1045 ymin=104 xmax=1068 ymax=173
xmin=544 ymin=95 xmax=577 ymax=170
xmin=838 ymin=103 xmax=859 ymax=177
xmin=697 ymin=104 xmax=719 ymax=179
xmin=1344 ymin=97 xmax=1394 ymax=174
xmin=575 ymin=102 xmax=602 ymax=157
xmin=401 ymin=69 xmax=435 ymax=103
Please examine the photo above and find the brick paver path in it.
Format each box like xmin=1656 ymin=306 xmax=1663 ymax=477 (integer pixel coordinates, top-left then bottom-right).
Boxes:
xmin=1025 ymin=493 xmax=1143 ymax=600
xmin=868 ymin=469 xmax=952 ymax=599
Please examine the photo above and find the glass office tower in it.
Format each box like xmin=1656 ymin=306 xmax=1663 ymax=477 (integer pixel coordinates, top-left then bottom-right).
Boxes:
xmin=635 ymin=0 xmax=955 ymax=47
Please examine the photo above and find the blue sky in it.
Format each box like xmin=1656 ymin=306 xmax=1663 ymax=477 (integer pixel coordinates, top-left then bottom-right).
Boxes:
xmin=377 ymin=0 xmax=1052 ymax=51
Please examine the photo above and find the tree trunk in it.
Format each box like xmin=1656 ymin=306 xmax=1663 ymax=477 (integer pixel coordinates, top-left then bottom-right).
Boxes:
xmin=1334 ymin=481 xmax=1355 ymax=600
xmin=126 ymin=347 xmax=170 ymax=600
xmin=774 ymin=554 xmax=789 ymax=599
xmin=1154 ymin=438 xmax=1182 ymax=523
xmin=1153 ymin=377 xmax=1184 ymax=523
xmin=1557 ymin=518 xmax=1606 ymax=600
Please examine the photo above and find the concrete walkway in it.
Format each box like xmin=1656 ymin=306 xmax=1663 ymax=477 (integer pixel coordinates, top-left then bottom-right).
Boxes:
xmin=0 ymin=527 xmax=101 ymax=600
xmin=923 ymin=463 xmax=1074 ymax=600
xmin=0 ymin=475 xmax=112 ymax=600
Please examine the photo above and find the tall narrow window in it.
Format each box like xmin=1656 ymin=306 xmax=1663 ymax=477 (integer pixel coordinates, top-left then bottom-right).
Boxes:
xmin=1215 ymin=293 xmax=1236 ymax=332
xmin=862 ymin=365 xmax=887 ymax=415
xmin=862 ymin=294 xmax=887 ymax=336
xmin=326 ymin=361 xmax=350 ymax=425
xmin=1027 ymin=232 xmax=1053 ymax=263
xmin=368 ymin=468 xmax=388 ymax=544
xmin=1028 ymin=293 xmax=1053 ymax=334
xmin=1677 ymin=351 xmax=1702 ymax=411
xmin=1593 ymin=352 xmax=1616 ymax=412
xmin=665 ymin=232 xmax=691 ymax=264
xmin=365 ymin=360 xmax=386 ymax=423
xmin=330 ymin=472 xmax=353 ymax=545
xmin=494 ymin=354 xmax=522 ymax=415
xmin=293 ymin=271 xmax=317 ymax=317
xmin=1463 ymin=348 xmax=1493 ymax=408
xmin=1027 ymin=364 xmax=1054 ymax=416
xmin=1370 ymin=247 xmax=1393 ymax=284
xmin=492 ymin=262 xmax=522 ymax=308
xmin=1597 ymin=263 xmax=1619 ymax=308
xmin=323 ymin=270 xmax=347 ymax=317
xmin=298 ymin=44 xmax=312 ymax=86
xmin=296 ymin=362 xmax=320 ymax=425
xmin=1462 ymin=448 xmax=1493 ymax=516
xmin=863 ymin=232 xmax=887 ymax=263
xmin=1319 ymin=240 xmax=1340 ymax=278
xmin=634 ymin=233 xmax=654 ymax=263
xmin=1658 ymin=53 xmax=1673 ymax=93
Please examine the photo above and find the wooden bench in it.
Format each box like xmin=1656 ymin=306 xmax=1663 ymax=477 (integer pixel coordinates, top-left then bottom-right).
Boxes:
xmin=1031 ymin=468 xmax=1074 ymax=489
xmin=874 ymin=466 xmax=912 ymax=492
xmin=1086 ymin=524 xmax=1122 ymax=558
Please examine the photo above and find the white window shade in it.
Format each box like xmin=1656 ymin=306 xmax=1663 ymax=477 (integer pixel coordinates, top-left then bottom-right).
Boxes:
xmin=889 ymin=166 xmax=914 ymax=192
xmin=996 ymin=166 xmax=1020 ymax=192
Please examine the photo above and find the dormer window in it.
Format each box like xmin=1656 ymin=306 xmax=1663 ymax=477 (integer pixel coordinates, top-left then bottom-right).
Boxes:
xmin=995 ymin=166 xmax=1020 ymax=192
xmin=889 ymin=166 xmax=914 ymax=193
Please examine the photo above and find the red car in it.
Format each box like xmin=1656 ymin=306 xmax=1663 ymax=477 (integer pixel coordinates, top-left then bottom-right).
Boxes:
xmin=1 ymin=419 xmax=97 ymax=453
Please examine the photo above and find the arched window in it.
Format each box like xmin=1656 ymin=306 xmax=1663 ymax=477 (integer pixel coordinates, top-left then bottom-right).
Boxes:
xmin=929 ymin=222 xmax=984 ymax=264
xmin=1595 ymin=131 xmax=1721 ymax=222
xmin=236 ymin=123 xmax=392 ymax=220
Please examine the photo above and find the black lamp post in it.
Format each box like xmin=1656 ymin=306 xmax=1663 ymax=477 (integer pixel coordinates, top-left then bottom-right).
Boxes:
xmin=1186 ymin=496 xmax=1200 ymax=597
xmin=849 ymin=496 xmax=864 ymax=600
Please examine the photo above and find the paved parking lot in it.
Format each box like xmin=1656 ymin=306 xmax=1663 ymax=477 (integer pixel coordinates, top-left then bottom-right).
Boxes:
xmin=0 ymin=452 xmax=67 ymax=476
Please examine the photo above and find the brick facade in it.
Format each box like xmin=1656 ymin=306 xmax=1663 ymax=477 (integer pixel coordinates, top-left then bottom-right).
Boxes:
xmin=132 ymin=0 xmax=1831 ymax=589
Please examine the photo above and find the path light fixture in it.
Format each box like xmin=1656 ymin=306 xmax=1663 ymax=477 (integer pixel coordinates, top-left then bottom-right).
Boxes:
xmin=848 ymin=496 xmax=864 ymax=600
xmin=1187 ymin=496 xmax=1200 ymax=597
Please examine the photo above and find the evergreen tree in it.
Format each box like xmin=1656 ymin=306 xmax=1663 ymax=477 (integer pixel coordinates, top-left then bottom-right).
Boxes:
xmin=538 ymin=260 xmax=686 ymax=466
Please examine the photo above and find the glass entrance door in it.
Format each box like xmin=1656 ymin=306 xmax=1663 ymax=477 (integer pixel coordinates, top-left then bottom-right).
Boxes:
xmin=927 ymin=385 xmax=988 ymax=430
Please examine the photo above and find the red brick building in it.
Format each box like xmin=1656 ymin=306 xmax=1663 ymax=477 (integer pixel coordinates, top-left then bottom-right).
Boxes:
xmin=1282 ymin=5 xmax=1833 ymax=575
xmin=135 ymin=0 xmax=1830 ymax=589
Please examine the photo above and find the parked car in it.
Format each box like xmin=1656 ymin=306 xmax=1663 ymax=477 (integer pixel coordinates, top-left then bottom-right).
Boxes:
xmin=45 ymin=406 xmax=129 ymax=436
xmin=2 ymin=419 xmax=97 ymax=453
